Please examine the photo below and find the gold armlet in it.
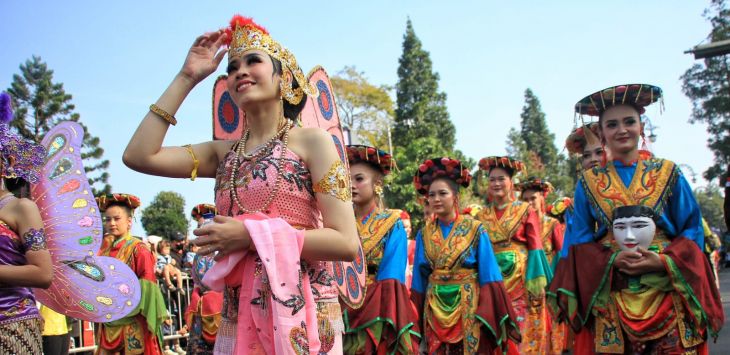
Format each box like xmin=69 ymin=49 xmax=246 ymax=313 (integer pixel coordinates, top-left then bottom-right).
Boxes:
xmin=313 ymin=160 xmax=351 ymax=202
xmin=183 ymin=144 xmax=199 ymax=181
xmin=149 ymin=104 xmax=178 ymax=126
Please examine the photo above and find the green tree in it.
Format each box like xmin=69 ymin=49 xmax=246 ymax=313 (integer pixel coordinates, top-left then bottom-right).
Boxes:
xmin=331 ymin=66 xmax=394 ymax=149
xmin=505 ymin=89 xmax=574 ymax=196
xmin=694 ymin=185 xmax=727 ymax=233
xmin=386 ymin=19 xmax=463 ymax=229
xmin=392 ymin=19 xmax=456 ymax=151
xmin=7 ymin=56 xmax=111 ymax=194
xmin=681 ymin=0 xmax=730 ymax=181
xmin=141 ymin=191 xmax=189 ymax=239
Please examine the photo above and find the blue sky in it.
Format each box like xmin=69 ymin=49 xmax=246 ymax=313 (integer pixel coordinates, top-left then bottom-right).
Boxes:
xmin=1 ymin=1 xmax=717 ymax=237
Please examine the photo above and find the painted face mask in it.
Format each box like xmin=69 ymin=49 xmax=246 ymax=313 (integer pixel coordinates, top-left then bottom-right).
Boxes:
xmin=612 ymin=205 xmax=657 ymax=252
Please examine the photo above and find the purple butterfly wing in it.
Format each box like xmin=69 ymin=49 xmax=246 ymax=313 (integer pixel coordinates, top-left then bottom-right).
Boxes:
xmin=30 ymin=121 xmax=141 ymax=322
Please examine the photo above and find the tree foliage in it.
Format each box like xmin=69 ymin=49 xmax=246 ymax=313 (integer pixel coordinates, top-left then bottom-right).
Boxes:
xmin=681 ymin=0 xmax=730 ymax=181
xmin=694 ymin=185 xmax=726 ymax=233
xmin=386 ymin=19 xmax=466 ymax=229
xmin=505 ymin=89 xmax=575 ymax=197
xmin=141 ymin=191 xmax=190 ymax=239
xmin=6 ymin=56 xmax=111 ymax=194
xmin=331 ymin=66 xmax=394 ymax=149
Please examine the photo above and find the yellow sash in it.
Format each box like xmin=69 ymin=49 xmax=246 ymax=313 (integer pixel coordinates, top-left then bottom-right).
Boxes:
xmin=357 ymin=209 xmax=401 ymax=263
xmin=477 ymin=201 xmax=530 ymax=244
xmin=422 ymin=216 xmax=481 ymax=271
xmin=541 ymin=216 xmax=559 ymax=257
xmin=581 ymin=158 xmax=678 ymax=229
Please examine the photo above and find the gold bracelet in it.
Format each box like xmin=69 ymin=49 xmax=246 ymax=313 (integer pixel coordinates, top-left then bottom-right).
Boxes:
xmin=149 ymin=104 xmax=177 ymax=126
xmin=183 ymin=144 xmax=199 ymax=181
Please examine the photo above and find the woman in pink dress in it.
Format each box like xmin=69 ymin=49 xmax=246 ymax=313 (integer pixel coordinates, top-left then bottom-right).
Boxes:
xmin=123 ymin=15 xmax=359 ymax=354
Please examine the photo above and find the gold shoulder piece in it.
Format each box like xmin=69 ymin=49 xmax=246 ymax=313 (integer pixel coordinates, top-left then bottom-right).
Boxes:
xmin=313 ymin=160 xmax=351 ymax=202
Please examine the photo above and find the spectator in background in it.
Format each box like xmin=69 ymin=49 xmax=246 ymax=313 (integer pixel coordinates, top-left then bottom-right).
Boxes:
xmin=40 ymin=304 xmax=70 ymax=355
xmin=157 ymin=240 xmax=185 ymax=294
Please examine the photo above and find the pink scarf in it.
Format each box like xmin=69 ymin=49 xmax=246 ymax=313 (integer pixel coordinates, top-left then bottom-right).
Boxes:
xmin=203 ymin=214 xmax=321 ymax=354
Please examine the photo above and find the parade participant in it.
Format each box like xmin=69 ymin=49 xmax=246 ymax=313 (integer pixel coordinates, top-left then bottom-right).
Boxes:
xmin=552 ymin=205 xmax=723 ymax=353
xmin=123 ymin=15 xmax=360 ymax=354
xmin=0 ymin=91 xmax=53 ymax=354
xmin=185 ymin=204 xmax=223 ymax=355
xmin=517 ymin=177 xmax=566 ymax=354
xmin=191 ymin=203 xmax=217 ymax=228
xmin=565 ymin=122 xmax=606 ymax=170
xmin=96 ymin=193 xmax=166 ymax=355
xmin=547 ymin=197 xmax=573 ymax=225
xmin=475 ymin=156 xmax=552 ymax=354
xmin=342 ymin=144 xmax=419 ymax=354
xmin=550 ymin=84 xmax=722 ymax=353
xmin=411 ymin=157 xmax=520 ymax=354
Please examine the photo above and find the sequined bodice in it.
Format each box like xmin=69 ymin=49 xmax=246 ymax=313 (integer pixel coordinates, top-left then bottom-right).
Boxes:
xmin=214 ymin=141 xmax=338 ymax=300
xmin=0 ymin=222 xmax=39 ymax=324
xmin=215 ymin=141 xmax=320 ymax=227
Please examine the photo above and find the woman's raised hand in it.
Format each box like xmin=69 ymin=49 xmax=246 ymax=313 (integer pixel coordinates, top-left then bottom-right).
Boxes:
xmin=179 ymin=30 xmax=228 ymax=85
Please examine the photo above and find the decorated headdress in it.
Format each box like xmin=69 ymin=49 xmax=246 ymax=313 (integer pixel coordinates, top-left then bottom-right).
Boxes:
xmin=574 ymin=84 xmax=663 ymax=117
xmin=223 ymin=15 xmax=316 ymax=105
xmin=96 ymin=193 xmax=141 ymax=213
xmin=400 ymin=210 xmax=410 ymax=221
xmin=462 ymin=204 xmax=483 ymax=217
xmin=565 ymin=122 xmax=601 ymax=155
xmin=516 ymin=176 xmax=554 ymax=197
xmin=478 ymin=156 xmax=526 ymax=177
xmin=191 ymin=203 xmax=217 ymax=219
xmin=346 ymin=145 xmax=394 ymax=176
xmin=0 ymin=92 xmax=46 ymax=184
xmin=547 ymin=197 xmax=573 ymax=218
xmin=413 ymin=157 xmax=471 ymax=196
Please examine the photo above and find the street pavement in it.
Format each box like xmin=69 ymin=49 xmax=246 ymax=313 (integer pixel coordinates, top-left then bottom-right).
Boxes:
xmin=710 ymin=266 xmax=730 ymax=354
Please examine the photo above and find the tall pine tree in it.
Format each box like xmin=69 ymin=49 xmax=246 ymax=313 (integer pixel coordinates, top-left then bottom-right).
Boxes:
xmin=681 ymin=0 xmax=730 ymax=181
xmin=7 ymin=56 xmax=111 ymax=195
xmin=386 ymin=19 xmax=465 ymax=228
xmin=507 ymin=88 xmax=573 ymax=196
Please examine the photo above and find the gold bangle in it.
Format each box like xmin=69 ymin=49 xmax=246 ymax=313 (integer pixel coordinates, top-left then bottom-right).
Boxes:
xmin=149 ymin=104 xmax=177 ymax=126
xmin=183 ymin=144 xmax=199 ymax=181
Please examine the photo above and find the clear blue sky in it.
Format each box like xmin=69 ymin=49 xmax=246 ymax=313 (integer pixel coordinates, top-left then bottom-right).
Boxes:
xmin=1 ymin=1 xmax=717 ymax=237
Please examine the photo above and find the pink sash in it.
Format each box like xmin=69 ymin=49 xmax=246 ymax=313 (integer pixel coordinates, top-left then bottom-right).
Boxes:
xmin=203 ymin=214 xmax=321 ymax=354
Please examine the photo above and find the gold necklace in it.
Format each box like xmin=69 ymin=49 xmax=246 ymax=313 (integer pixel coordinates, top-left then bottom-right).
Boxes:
xmin=229 ymin=120 xmax=292 ymax=214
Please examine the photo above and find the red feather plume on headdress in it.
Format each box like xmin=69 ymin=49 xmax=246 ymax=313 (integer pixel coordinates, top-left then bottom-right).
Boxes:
xmin=223 ymin=15 xmax=269 ymax=46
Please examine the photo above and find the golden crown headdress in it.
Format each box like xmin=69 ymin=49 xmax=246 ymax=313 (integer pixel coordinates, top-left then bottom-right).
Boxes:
xmin=223 ymin=15 xmax=316 ymax=105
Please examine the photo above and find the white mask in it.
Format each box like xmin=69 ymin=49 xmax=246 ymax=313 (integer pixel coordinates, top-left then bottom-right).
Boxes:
xmin=612 ymin=216 xmax=656 ymax=252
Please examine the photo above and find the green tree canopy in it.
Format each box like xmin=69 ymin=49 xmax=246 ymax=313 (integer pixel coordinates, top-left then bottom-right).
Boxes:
xmin=141 ymin=191 xmax=190 ymax=239
xmin=505 ymin=89 xmax=575 ymax=197
xmin=681 ymin=0 xmax=730 ymax=181
xmin=386 ymin=19 xmax=470 ymax=230
xmin=7 ymin=56 xmax=111 ymax=194
xmin=694 ymin=185 xmax=727 ymax=234
xmin=331 ymin=66 xmax=394 ymax=149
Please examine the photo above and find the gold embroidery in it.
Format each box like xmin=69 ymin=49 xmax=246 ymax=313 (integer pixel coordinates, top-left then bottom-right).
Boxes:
xmin=357 ymin=209 xmax=401 ymax=262
xmin=581 ymin=158 xmax=678 ymax=228
xmin=313 ymin=160 xmax=351 ymax=202
xmin=476 ymin=201 xmax=530 ymax=244
xmin=541 ymin=216 xmax=559 ymax=257
xmin=422 ymin=216 xmax=481 ymax=270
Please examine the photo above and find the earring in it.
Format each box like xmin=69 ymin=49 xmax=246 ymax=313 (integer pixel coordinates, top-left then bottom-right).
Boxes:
xmin=374 ymin=185 xmax=383 ymax=196
xmin=280 ymin=73 xmax=304 ymax=105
